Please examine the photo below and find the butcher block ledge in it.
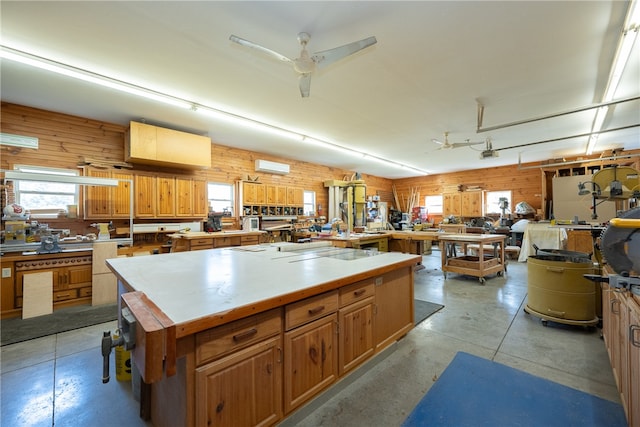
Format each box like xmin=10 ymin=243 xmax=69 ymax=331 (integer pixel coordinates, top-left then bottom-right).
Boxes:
xmin=106 ymin=245 xmax=420 ymax=426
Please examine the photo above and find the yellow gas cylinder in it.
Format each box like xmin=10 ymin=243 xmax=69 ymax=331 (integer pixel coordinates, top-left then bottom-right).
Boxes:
xmin=113 ymin=331 xmax=132 ymax=381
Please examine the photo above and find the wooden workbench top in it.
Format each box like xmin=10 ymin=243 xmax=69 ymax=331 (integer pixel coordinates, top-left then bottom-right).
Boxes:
xmin=107 ymin=245 xmax=421 ymax=337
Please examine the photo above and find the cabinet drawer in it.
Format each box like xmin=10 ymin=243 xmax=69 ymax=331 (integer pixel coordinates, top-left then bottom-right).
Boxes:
xmin=339 ymin=280 xmax=375 ymax=307
xmin=196 ymin=308 xmax=282 ymax=366
xmin=215 ymin=236 xmax=241 ymax=248
xmin=190 ymin=239 xmax=214 ymax=249
xmin=285 ymin=290 xmax=338 ymax=331
xmin=190 ymin=244 xmax=213 ymax=251
xmin=54 ymin=289 xmax=78 ymax=302
xmin=240 ymin=235 xmax=259 ymax=245
xmin=79 ymin=287 xmax=92 ymax=297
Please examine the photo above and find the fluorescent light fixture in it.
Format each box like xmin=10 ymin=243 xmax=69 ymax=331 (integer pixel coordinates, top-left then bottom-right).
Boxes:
xmin=0 ymin=46 xmax=193 ymax=110
xmin=3 ymin=170 xmax=118 ymax=186
xmin=587 ymin=0 xmax=639 ymax=154
xmin=0 ymin=45 xmax=428 ymax=176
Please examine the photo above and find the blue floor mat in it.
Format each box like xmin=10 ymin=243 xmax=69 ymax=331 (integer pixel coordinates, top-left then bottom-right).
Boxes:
xmin=402 ymin=352 xmax=626 ymax=427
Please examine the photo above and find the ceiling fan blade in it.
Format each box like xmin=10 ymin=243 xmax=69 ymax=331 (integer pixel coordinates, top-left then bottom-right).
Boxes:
xmin=229 ymin=35 xmax=292 ymax=63
xmin=299 ymin=73 xmax=311 ymax=98
xmin=312 ymin=36 xmax=377 ymax=69
xmin=450 ymin=141 xmax=484 ymax=148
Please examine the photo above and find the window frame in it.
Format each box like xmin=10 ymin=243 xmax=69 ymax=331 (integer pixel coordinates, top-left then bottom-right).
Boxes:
xmin=207 ymin=182 xmax=234 ymax=215
xmin=12 ymin=164 xmax=80 ymax=217
xmin=485 ymin=190 xmax=513 ymax=215
xmin=303 ymin=190 xmax=316 ymax=216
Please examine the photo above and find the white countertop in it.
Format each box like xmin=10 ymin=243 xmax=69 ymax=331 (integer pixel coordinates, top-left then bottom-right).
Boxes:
xmin=107 ymin=244 xmax=420 ymax=326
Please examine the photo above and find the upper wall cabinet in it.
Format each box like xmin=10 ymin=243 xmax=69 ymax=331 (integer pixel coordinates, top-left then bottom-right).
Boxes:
xmin=125 ymin=121 xmax=211 ymax=169
xmin=84 ymin=169 xmax=132 ymax=219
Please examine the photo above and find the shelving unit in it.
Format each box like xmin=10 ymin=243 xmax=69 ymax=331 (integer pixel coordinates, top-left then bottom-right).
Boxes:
xmin=237 ymin=181 xmax=305 ymax=218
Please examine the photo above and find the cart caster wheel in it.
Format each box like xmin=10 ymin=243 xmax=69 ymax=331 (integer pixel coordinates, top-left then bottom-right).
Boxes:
xmin=479 ymin=278 xmax=486 ymax=285
xmin=541 ymin=320 xmax=548 ymax=327
xmin=497 ymin=271 xmax=503 ymax=276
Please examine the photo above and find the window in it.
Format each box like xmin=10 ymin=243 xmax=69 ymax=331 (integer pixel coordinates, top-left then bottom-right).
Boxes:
xmin=207 ymin=182 xmax=234 ymax=215
xmin=13 ymin=165 xmax=79 ymax=215
xmin=485 ymin=190 xmax=512 ymax=215
xmin=424 ymin=195 xmax=443 ymax=215
xmin=303 ymin=191 xmax=316 ymax=216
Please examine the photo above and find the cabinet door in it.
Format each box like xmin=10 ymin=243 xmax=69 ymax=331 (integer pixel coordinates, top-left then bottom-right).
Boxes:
xmin=156 ymin=177 xmax=176 ymax=217
xmin=443 ymin=193 xmax=461 ymax=217
xmin=127 ymin=121 xmax=157 ymax=160
xmin=192 ymin=179 xmax=208 ymax=218
xmin=84 ymin=169 xmax=111 ymax=218
xmin=338 ymin=297 xmax=374 ymax=375
xmin=628 ymin=297 xmax=640 ymax=426
xmin=134 ymin=174 xmax=156 ymax=218
xmin=461 ymin=191 xmax=483 ymax=217
xmin=196 ymin=336 xmax=282 ymax=427
xmin=266 ymin=185 xmax=277 ymax=205
xmin=374 ymin=268 xmax=413 ymax=352
xmin=175 ymin=177 xmax=193 ymax=217
xmin=284 ymin=313 xmax=338 ymax=413
xmin=64 ymin=264 xmax=93 ymax=290
xmin=111 ymin=171 xmax=132 ymax=218
xmin=276 ymin=186 xmax=287 ymax=205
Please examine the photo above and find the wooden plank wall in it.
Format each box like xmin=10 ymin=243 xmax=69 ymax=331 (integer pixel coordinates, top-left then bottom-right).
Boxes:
xmin=0 ymin=102 xmax=393 ymax=220
xmin=4 ymin=102 xmax=636 ymax=228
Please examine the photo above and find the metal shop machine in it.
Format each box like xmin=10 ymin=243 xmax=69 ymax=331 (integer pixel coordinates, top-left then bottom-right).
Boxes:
xmin=324 ymin=178 xmax=367 ymax=233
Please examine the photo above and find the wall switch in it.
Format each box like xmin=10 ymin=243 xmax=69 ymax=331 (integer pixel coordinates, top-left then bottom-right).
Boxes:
xmin=2 ymin=268 xmax=11 ymax=278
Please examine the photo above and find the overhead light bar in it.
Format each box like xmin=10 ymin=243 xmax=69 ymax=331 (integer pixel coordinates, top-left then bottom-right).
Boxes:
xmin=2 ymin=170 xmax=119 ymax=186
xmin=0 ymin=45 xmax=428 ymax=176
xmin=586 ymin=0 xmax=639 ymax=155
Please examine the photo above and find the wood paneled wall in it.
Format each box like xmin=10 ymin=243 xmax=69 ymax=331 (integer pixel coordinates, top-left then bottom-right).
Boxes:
xmin=0 ymin=102 xmax=393 ymax=219
xmin=6 ymin=102 xmax=635 ymax=227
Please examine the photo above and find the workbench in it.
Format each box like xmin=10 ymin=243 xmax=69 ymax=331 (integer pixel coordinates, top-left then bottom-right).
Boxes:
xmin=438 ymin=233 xmax=507 ymax=284
xmin=106 ymin=245 xmax=421 ymax=426
xmin=168 ymin=230 xmax=266 ymax=252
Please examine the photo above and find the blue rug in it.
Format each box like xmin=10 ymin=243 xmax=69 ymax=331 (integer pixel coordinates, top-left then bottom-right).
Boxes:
xmin=402 ymin=352 xmax=626 ymax=427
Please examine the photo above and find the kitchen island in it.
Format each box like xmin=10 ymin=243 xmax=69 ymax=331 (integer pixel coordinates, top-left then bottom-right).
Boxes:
xmin=106 ymin=244 xmax=421 ymax=426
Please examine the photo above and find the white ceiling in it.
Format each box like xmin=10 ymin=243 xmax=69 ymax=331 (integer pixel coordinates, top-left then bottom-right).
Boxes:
xmin=1 ymin=1 xmax=639 ymax=179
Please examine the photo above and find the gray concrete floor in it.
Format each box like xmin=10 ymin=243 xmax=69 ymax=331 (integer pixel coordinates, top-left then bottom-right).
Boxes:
xmin=0 ymin=250 xmax=619 ymax=426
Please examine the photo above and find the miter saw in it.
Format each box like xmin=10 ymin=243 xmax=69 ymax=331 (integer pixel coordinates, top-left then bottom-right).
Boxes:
xmin=586 ymin=207 xmax=640 ymax=296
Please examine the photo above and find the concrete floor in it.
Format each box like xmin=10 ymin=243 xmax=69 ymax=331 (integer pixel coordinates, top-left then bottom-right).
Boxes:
xmin=0 ymin=250 xmax=620 ymax=426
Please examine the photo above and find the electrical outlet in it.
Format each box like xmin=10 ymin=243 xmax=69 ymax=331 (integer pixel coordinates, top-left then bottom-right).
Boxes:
xmin=2 ymin=268 xmax=11 ymax=278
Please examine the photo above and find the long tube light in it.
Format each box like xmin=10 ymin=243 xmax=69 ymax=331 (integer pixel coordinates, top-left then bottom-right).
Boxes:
xmin=0 ymin=45 xmax=429 ymax=176
xmin=2 ymin=170 xmax=119 ymax=186
xmin=587 ymin=0 xmax=640 ymax=155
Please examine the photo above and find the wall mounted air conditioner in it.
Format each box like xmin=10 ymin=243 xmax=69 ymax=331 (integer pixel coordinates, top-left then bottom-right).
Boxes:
xmin=255 ymin=159 xmax=290 ymax=175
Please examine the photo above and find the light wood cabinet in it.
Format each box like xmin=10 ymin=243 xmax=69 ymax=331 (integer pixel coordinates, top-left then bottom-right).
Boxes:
xmin=195 ymin=308 xmax=284 ymax=427
xmin=566 ymin=230 xmax=594 ymax=256
xmin=443 ymin=191 xmax=484 ymax=217
xmin=156 ymin=176 xmax=176 ymax=217
xmin=126 ymin=121 xmax=211 ymax=169
xmin=14 ymin=254 xmax=92 ymax=309
xmin=134 ymin=174 xmax=156 ymax=218
xmin=338 ymin=296 xmax=374 ymax=375
xmin=602 ymin=281 xmax=640 ymax=426
xmin=196 ymin=336 xmax=283 ymax=427
xmin=374 ymin=268 xmax=414 ymax=352
xmin=84 ymin=169 xmax=132 ymax=219
xmin=239 ymin=181 xmax=305 ymax=217
xmin=443 ymin=192 xmax=461 ymax=217
xmin=461 ymin=191 xmax=483 ymax=217
xmin=176 ymin=178 xmax=208 ymax=218
xmin=284 ymin=313 xmax=338 ymax=413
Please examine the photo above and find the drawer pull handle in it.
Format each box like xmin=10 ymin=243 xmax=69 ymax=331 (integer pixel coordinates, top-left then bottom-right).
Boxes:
xmin=232 ymin=328 xmax=258 ymax=342
xmin=308 ymin=305 xmax=325 ymax=316
xmin=353 ymin=289 xmax=366 ymax=297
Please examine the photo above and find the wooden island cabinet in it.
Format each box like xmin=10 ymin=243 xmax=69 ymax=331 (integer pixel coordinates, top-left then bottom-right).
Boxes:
xmin=107 ymin=246 xmax=420 ymax=427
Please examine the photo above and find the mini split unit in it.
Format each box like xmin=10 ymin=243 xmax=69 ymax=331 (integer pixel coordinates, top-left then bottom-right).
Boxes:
xmin=255 ymin=159 xmax=290 ymax=175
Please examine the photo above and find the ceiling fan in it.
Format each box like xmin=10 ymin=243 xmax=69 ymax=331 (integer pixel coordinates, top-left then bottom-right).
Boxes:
xmin=432 ymin=132 xmax=484 ymax=150
xmin=229 ymin=32 xmax=377 ymax=97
